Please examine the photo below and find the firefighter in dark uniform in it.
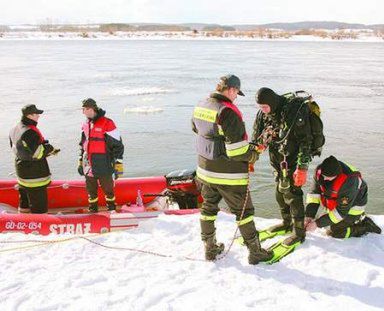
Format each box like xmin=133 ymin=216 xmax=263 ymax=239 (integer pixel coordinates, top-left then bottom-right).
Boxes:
xmin=252 ymin=88 xmax=313 ymax=246
xmin=192 ymin=75 xmax=272 ymax=264
xmin=305 ymin=155 xmax=381 ymax=238
xmin=9 ymin=105 xmax=60 ymax=213
xmin=78 ymin=98 xmax=124 ymax=212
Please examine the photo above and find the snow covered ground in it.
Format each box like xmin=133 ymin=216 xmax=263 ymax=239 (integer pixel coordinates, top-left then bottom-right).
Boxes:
xmin=0 ymin=213 xmax=383 ymax=310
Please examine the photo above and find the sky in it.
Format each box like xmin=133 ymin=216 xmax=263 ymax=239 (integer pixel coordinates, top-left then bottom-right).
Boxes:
xmin=0 ymin=0 xmax=383 ymax=25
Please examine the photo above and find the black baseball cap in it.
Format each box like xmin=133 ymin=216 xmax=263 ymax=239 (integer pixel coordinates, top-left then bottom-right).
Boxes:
xmin=22 ymin=104 xmax=44 ymax=116
xmin=220 ymin=74 xmax=244 ymax=96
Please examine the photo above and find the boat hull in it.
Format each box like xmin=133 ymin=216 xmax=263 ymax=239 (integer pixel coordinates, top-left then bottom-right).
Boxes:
xmin=0 ymin=177 xmax=167 ymax=212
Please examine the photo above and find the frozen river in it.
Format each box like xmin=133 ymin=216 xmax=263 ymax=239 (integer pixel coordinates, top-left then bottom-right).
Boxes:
xmin=0 ymin=39 xmax=383 ymax=217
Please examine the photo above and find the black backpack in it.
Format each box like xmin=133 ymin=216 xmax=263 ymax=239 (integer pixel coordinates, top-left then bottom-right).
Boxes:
xmin=283 ymin=91 xmax=325 ymax=156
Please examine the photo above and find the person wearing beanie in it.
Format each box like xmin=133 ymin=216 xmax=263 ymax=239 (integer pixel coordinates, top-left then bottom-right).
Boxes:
xmin=78 ymin=98 xmax=124 ymax=212
xmin=255 ymin=87 xmax=281 ymax=114
xmin=305 ymin=155 xmax=381 ymax=238
xmin=9 ymin=104 xmax=60 ymax=213
xmin=251 ymin=87 xmax=314 ymax=246
xmin=192 ymin=75 xmax=272 ymax=264
xmin=319 ymin=155 xmax=342 ymax=176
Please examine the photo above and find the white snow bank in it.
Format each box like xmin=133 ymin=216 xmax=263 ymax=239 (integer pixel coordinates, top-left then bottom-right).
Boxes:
xmin=1 ymin=214 xmax=383 ymax=310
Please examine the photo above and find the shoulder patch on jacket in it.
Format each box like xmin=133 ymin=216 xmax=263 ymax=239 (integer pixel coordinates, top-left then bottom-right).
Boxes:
xmin=340 ymin=197 xmax=349 ymax=206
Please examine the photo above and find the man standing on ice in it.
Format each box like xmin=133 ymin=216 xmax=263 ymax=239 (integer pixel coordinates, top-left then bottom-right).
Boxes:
xmin=9 ymin=105 xmax=60 ymax=213
xmin=305 ymin=155 xmax=381 ymax=237
xmin=78 ymin=98 xmax=124 ymax=212
xmin=192 ymin=75 xmax=272 ymax=264
xmin=251 ymin=88 xmax=315 ymax=247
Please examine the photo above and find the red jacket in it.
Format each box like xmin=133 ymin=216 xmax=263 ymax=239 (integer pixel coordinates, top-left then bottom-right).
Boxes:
xmin=79 ymin=109 xmax=124 ymax=177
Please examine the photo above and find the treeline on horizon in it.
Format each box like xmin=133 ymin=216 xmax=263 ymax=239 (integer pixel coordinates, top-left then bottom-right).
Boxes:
xmin=1 ymin=22 xmax=384 ymax=39
xmin=2 ymin=21 xmax=384 ymax=31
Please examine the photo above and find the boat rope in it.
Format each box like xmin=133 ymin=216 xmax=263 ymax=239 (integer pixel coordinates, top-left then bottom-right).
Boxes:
xmin=0 ymin=232 xmax=207 ymax=261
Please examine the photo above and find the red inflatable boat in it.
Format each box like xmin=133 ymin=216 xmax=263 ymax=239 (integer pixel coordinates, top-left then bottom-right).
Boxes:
xmin=0 ymin=169 xmax=201 ymax=235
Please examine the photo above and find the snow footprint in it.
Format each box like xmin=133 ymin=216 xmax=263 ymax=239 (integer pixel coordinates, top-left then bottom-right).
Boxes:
xmin=364 ymin=269 xmax=379 ymax=287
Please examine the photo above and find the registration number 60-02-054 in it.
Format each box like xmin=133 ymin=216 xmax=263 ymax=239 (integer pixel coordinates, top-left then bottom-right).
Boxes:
xmin=4 ymin=220 xmax=92 ymax=234
xmin=5 ymin=220 xmax=42 ymax=231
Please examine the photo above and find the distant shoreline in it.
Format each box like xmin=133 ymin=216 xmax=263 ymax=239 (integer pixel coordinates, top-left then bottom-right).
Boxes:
xmin=0 ymin=31 xmax=383 ymax=42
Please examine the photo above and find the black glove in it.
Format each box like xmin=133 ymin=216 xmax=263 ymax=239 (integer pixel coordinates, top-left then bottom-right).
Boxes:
xmin=46 ymin=148 xmax=60 ymax=157
xmin=43 ymin=144 xmax=54 ymax=157
xmin=77 ymin=160 xmax=84 ymax=176
xmin=50 ymin=148 xmax=61 ymax=156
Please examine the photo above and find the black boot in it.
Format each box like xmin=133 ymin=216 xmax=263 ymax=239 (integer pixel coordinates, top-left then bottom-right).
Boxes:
xmin=200 ymin=219 xmax=224 ymax=261
xmin=88 ymin=202 xmax=98 ymax=213
xmin=362 ymin=217 xmax=382 ymax=234
xmin=283 ymin=219 xmax=306 ymax=246
xmin=88 ymin=197 xmax=99 ymax=213
xmin=239 ymin=221 xmax=273 ymax=264
xmin=106 ymin=200 xmax=116 ymax=211
xmin=105 ymin=196 xmax=116 ymax=211
xmin=18 ymin=207 xmax=31 ymax=214
xmin=348 ymin=217 xmax=382 ymax=238
xmin=202 ymin=231 xmax=225 ymax=261
xmin=349 ymin=223 xmax=368 ymax=237
xmin=244 ymin=236 xmax=273 ymax=265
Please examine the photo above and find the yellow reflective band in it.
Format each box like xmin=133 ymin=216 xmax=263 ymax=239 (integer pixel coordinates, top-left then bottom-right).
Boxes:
xmin=200 ymin=215 xmax=217 ymax=221
xmin=226 ymin=145 xmax=249 ymax=157
xmin=196 ymin=170 xmax=249 ymax=186
xmin=105 ymin=196 xmax=116 ymax=202
xmin=226 ymin=143 xmax=250 ymax=157
xmin=306 ymin=193 xmax=321 ymax=204
xmin=218 ymin=125 xmax=224 ymax=136
xmin=328 ymin=210 xmax=342 ymax=224
xmin=193 ymin=107 xmax=218 ymax=123
xmin=345 ymin=163 xmax=358 ymax=172
xmin=345 ymin=227 xmax=351 ymax=238
xmin=237 ymin=215 xmax=254 ymax=226
xmin=34 ymin=145 xmax=45 ymax=160
xmin=348 ymin=209 xmax=364 ymax=216
xmin=21 ymin=140 xmax=28 ymax=148
xmin=225 ymin=140 xmax=248 ymax=150
xmin=17 ymin=177 xmax=51 ymax=188
xmin=198 ymin=167 xmax=248 ymax=179
xmin=88 ymin=197 xmax=98 ymax=203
